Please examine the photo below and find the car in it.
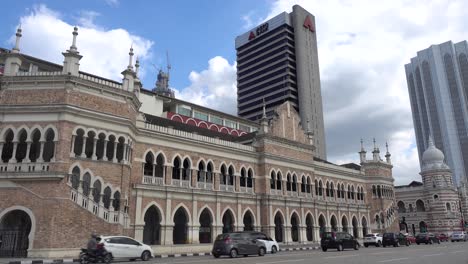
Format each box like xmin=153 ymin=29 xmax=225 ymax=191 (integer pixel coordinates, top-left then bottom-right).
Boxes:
xmin=320 ymin=232 xmax=359 ymax=252
xmin=436 ymin=233 xmax=449 ymax=242
xmin=212 ymin=232 xmax=267 ymax=258
xmin=100 ymin=236 xmax=154 ymax=261
xmin=450 ymin=231 xmax=467 ymax=242
xmin=416 ymin=233 xmax=440 ymax=245
xmin=363 ymin=233 xmax=383 ymax=247
xmin=382 ymin=233 xmax=410 ymax=247
xmin=253 ymin=233 xmax=279 ymax=254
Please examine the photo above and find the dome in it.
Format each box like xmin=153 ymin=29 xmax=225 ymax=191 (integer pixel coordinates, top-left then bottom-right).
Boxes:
xmin=422 ymin=137 xmax=445 ymax=165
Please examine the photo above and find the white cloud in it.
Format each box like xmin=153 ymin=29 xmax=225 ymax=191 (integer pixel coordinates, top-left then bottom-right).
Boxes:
xmin=9 ymin=4 xmax=153 ymax=81
xmin=176 ymin=56 xmax=237 ymax=115
xmin=104 ymin=0 xmax=119 ymax=7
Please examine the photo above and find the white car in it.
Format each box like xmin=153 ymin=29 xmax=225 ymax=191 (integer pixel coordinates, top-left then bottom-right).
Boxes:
xmin=256 ymin=235 xmax=279 ymax=254
xmin=363 ymin=233 xmax=383 ymax=247
xmin=450 ymin=231 xmax=467 ymax=242
xmin=100 ymin=236 xmax=154 ymax=261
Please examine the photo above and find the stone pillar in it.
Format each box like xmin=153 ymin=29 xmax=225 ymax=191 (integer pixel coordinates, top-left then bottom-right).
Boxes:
xmin=314 ymin=226 xmax=320 ymax=242
xmin=284 ymin=225 xmax=292 ymax=243
xmin=123 ymin=143 xmax=128 ymax=163
xmin=112 ymin=142 xmax=118 ymax=162
xmin=92 ymin=138 xmax=98 ymax=160
xmin=214 ymin=225 xmax=223 ymax=238
xmin=70 ymin=135 xmax=76 ymax=156
xmin=191 ymin=169 xmax=198 ymax=187
xmin=162 ymin=225 xmax=174 ymax=245
xmin=10 ymin=142 xmax=18 ymax=163
xmin=165 ymin=166 xmax=173 ymax=185
xmin=191 ymin=225 xmax=199 ymax=244
xmin=80 ymin=136 xmax=87 ymax=158
xmin=0 ymin=143 xmax=3 ymax=160
xmin=299 ymin=225 xmax=307 ymax=243
xmin=134 ymin=224 xmax=145 ymax=242
xmin=214 ymin=173 xmax=220 ymax=190
xmin=103 ymin=140 xmax=109 ymax=160
xmin=235 ymin=175 xmax=240 ymax=192
xmin=24 ymin=141 xmax=32 ymax=162
xmin=37 ymin=141 xmax=45 ymax=162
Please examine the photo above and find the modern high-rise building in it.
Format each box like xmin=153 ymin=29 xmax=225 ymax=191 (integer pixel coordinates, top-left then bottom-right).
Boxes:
xmin=235 ymin=5 xmax=327 ymax=159
xmin=405 ymin=40 xmax=468 ymax=185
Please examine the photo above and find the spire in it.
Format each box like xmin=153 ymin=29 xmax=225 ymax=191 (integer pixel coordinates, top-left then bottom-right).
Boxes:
xmin=127 ymin=45 xmax=134 ymax=70
xmin=385 ymin=142 xmax=391 ymax=164
xmin=12 ymin=25 xmax=22 ymax=53
xmin=135 ymin=56 xmax=140 ymax=76
xmin=359 ymin=138 xmax=367 ymax=163
xmin=360 ymin=138 xmax=364 ymax=151
xmin=428 ymin=135 xmax=435 ymax=148
xmin=372 ymin=138 xmax=380 ymax=161
xmin=70 ymin=26 xmax=79 ymax=53
xmin=373 ymin=138 xmax=377 ymax=150
xmin=262 ymin=97 xmax=267 ymax=119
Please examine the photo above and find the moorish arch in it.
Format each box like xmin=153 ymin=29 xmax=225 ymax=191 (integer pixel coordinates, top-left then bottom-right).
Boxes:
xmin=290 ymin=211 xmax=300 ymax=242
xmin=352 ymin=216 xmax=359 ymax=238
xmin=222 ymin=208 xmax=236 ymax=234
xmin=305 ymin=213 xmax=314 ymax=242
xmin=198 ymin=207 xmax=213 ymax=243
xmin=0 ymin=206 xmax=36 ymax=257
xmin=341 ymin=215 xmax=349 ymax=233
xmin=242 ymin=209 xmax=255 ymax=231
xmin=173 ymin=206 xmax=190 ymax=244
xmin=318 ymin=214 xmax=326 ymax=238
xmin=362 ymin=216 xmax=368 ymax=236
xmin=330 ymin=215 xmax=338 ymax=232
xmin=142 ymin=204 xmax=162 ymax=245
xmin=274 ymin=210 xmax=284 ymax=242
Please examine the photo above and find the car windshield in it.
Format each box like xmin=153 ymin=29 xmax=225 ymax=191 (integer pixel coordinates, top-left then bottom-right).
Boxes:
xmin=365 ymin=234 xmax=375 ymax=237
xmin=383 ymin=233 xmax=393 ymax=238
xmin=215 ymin=234 xmax=229 ymax=241
xmin=453 ymin=231 xmax=462 ymax=234
xmin=323 ymin=233 xmax=334 ymax=238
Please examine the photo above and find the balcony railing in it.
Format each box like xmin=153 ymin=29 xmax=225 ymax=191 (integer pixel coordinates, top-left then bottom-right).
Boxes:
xmin=172 ymin=179 xmax=191 ymax=188
xmin=142 ymin=176 xmax=164 ymax=186
xmin=197 ymin=182 xmax=213 ymax=190
xmin=0 ymin=162 xmax=51 ymax=173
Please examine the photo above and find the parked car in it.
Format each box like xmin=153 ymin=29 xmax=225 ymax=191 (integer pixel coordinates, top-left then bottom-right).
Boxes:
xmin=404 ymin=234 xmax=416 ymax=244
xmin=382 ymin=233 xmax=410 ymax=247
xmin=416 ymin=233 xmax=440 ymax=245
xmin=363 ymin=233 xmax=383 ymax=247
xmin=212 ymin=232 xmax=267 ymax=258
xmin=100 ymin=236 xmax=154 ymax=261
xmin=252 ymin=233 xmax=279 ymax=254
xmin=320 ymin=232 xmax=359 ymax=252
xmin=450 ymin=231 xmax=467 ymax=242
xmin=436 ymin=233 xmax=449 ymax=242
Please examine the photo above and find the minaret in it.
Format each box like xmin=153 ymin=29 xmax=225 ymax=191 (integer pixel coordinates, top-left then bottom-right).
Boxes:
xmin=306 ymin=118 xmax=314 ymax=145
xmin=259 ymin=98 xmax=269 ymax=134
xmin=372 ymin=138 xmax=380 ymax=161
xmin=4 ymin=26 xmax=23 ymax=76
xmin=62 ymin=26 xmax=83 ymax=76
xmin=134 ymin=57 xmax=141 ymax=96
xmin=121 ymin=46 xmax=136 ymax=92
xmin=359 ymin=139 xmax=367 ymax=163
xmin=385 ymin=142 xmax=392 ymax=164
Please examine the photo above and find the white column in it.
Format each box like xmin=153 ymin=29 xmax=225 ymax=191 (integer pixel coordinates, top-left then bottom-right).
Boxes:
xmin=80 ymin=136 xmax=87 ymax=158
xmin=0 ymin=143 xmax=3 ymax=161
xmin=123 ymin=144 xmax=128 ymax=163
xmin=24 ymin=141 xmax=32 ymax=162
xmin=70 ymin=135 xmax=76 ymax=155
xmin=91 ymin=138 xmax=98 ymax=160
xmin=37 ymin=141 xmax=45 ymax=162
xmin=112 ymin=142 xmax=118 ymax=162
xmin=103 ymin=140 xmax=109 ymax=160
xmin=10 ymin=142 xmax=18 ymax=163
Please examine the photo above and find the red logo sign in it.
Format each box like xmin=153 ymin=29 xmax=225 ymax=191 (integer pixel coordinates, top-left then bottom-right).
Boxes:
xmin=303 ymin=15 xmax=315 ymax=32
xmin=248 ymin=31 xmax=256 ymax=40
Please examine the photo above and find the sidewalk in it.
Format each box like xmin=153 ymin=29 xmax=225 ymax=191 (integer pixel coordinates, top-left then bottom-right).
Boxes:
xmin=1 ymin=243 xmax=323 ymax=264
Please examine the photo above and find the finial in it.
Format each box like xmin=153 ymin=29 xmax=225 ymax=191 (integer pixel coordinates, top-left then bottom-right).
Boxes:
xmin=360 ymin=138 xmax=364 ymax=151
xmin=128 ymin=45 xmax=134 ymax=70
xmin=69 ymin=26 xmax=79 ymax=52
xmin=386 ymin=142 xmax=389 ymax=153
xmin=12 ymin=26 xmax=23 ymax=53
xmin=428 ymin=135 xmax=434 ymax=147
xmin=373 ymin=138 xmax=376 ymax=150
xmin=135 ymin=56 xmax=140 ymax=76
xmin=262 ymin=97 xmax=267 ymax=119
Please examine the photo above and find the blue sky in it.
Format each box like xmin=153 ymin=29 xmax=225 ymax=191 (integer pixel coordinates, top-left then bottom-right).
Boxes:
xmin=0 ymin=0 xmax=270 ymax=89
xmin=3 ymin=0 xmax=467 ymax=184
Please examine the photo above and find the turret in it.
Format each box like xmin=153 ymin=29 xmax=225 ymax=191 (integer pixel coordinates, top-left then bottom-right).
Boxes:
xmin=359 ymin=139 xmax=367 ymax=163
xmin=372 ymin=138 xmax=381 ymax=161
xmin=62 ymin=27 xmax=83 ymax=76
xmin=3 ymin=27 xmax=23 ymax=76
xmin=121 ymin=46 xmax=136 ymax=92
xmin=385 ymin=142 xmax=391 ymax=164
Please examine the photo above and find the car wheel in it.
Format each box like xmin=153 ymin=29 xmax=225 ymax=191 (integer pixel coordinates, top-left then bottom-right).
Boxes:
xmin=451 ymin=240 xmax=454 ymax=243
xmin=79 ymin=254 xmax=88 ymax=264
xmin=383 ymin=244 xmax=386 ymax=248
xmin=429 ymin=240 xmax=433 ymax=245
xmin=322 ymin=247 xmax=327 ymax=252
xmin=437 ymin=240 xmax=440 ymax=244
xmin=395 ymin=241 xmax=400 ymax=247
xmin=213 ymin=254 xmax=220 ymax=258
xmin=406 ymin=241 xmax=410 ymax=247
xmin=141 ymin=251 xmax=151 ymax=261
xmin=364 ymin=244 xmax=369 ymax=248
xmin=377 ymin=241 xmax=382 ymax=247
xmin=103 ymin=253 xmax=112 ymax=264
xmin=417 ymin=243 xmax=420 ymax=245
xmin=337 ymin=244 xmax=343 ymax=251
xmin=271 ymin=246 xmax=277 ymax=254
xmin=258 ymin=247 xmax=266 ymax=256
xmin=230 ymin=249 xmax=238 ymax=258
xmin=354 ymin=243 xmax=359 ymax=250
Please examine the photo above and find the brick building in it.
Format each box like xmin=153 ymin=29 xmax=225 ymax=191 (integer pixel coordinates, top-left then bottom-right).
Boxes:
xmin=0 ymin=27 xmax=398 ymax=258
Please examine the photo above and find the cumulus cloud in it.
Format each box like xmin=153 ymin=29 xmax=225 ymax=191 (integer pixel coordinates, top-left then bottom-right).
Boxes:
xmin=9 ymin=4 xmax=153 ymax=81
xmin=176 ymin=56 xmax=238 ymax=115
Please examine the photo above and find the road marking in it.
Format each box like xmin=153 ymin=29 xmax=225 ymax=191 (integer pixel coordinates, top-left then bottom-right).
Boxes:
xmin=370 ymin=251 xmax=400 ymax=255
xmin=324 ymin=254 xmax=358 ymax=259
xmin=378 ymin=258 xmax=409 ymax=263
xmin=451 ymin=250 xmax=466 ymax=253
xmin=256 ymin=259 xmax=304 ymax=264
xmin=422 ymin=253 xmax=444 ymax=257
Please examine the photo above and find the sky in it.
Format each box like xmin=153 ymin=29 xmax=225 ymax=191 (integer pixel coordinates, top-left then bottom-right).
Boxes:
xmin=2 ymin=0 xmax=467 ymax=185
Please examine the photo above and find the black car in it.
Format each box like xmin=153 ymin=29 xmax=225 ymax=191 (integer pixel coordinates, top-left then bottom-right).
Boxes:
xmin=212 ymin=232 xmax=267 ymax=258
xmin=382 ymin=233 xmax=410 ymax=247
xmin=416 ymin=233 xmax=440 ymax=245
xmin=320 ymin=232 xmax=359 ymax=251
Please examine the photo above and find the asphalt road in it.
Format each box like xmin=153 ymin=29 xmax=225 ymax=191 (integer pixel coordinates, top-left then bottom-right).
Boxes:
xmin=134 ymin=242 xmax=468 ymax=264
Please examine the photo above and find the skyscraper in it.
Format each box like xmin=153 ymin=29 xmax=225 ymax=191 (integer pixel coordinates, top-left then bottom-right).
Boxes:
xmin=405 ymin=40 xmax=468 ymax=184
xmin=235 ymin=5 xmax=327 ymax=159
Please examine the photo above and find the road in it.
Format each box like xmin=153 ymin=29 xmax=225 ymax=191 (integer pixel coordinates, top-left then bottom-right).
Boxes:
xmin=135 ymin=242 xmax=468 ymax=264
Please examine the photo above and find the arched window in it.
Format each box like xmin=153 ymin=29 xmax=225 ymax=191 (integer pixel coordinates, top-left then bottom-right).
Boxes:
xmin=198 ymin=161 xmax=206 ymax=182
xmin=351 ymin=186 xmax=355 ymax=200
xmin=220 ymin=165 xmax=227 ymax=185
xmin=348 ymin=185 xmax=351 ymax=199
xmin=276 ymin=172 xmax=282 ymax=190
xmin=270 ymin=171 xmax=276 ymax=190
xmin=144 ymin=152 xmax=155 ymax=176
xmin=228 ymin=166 xmax=234 ymax=186
xmin=92 ymin=180 xmax=101 ymax=203
xmin=416 ymin=200 xmax=425 ymax=212
xmin=326 ymin=182 xmax=330 ymax=197
xmin=96 ymin=133 xmax=106 ymax=160
xmin=330 ymin=182 xmax=334 ymax=197
xmin=337 ymin=183 xmax=341 ymax=198
xmin=292 ymin=174 xmax=297 ymax=192
xmin=82 ymin=173 xmax=91 ymax=197
xmin=377 ymin=185 xmax=381 ymax=198
xmin=182 ymin=158 xmax=191 ymax=181
xmin=240 ymin=168 xmax=246 ymax=187
xmin=29 ymin=129 xmax=41 ymax=162
xmin=397 ymin=201 xmax=406 ymax=213
xmin=1 ymin=129 xmax=14 ymax=163
xmin=287 ymin=174 xmax=292 ymax=191
xmin=113 ymin=191 xmax=121 ymax=211
xmin=85 ymin=131 xmax=96 ymax=159
xmin=306 ymin=177 xmax=311 ymax=194
xmin=372 ymin=185 xmax=376 ymax=197
xmin=15 ymin=129 xmax=27 ymax=163
xmin=206 ymin=162 xmax=213 ymax=183
xmin=301 ymin=176 xmax=306 ymax=193
xmin=103 ymin=187 xmax=112 ymax=209
xmin=319 ymin=180 xmax=323 ymax=196
xmin=446 ymin=203 xmax=451 ymax=211
xmin=247 ymin=169 xmax=253 ymax=188
xmin=71 ymin=166 xmax=80 ymax=190
xmin=106 ymin=135 xmax=116 ymax=161
xmin=155 ymin=154 xmax=165 ymax=178
xmin=73 ymin=129 xmax=85 ymax=157
xmin=314 ymin=179 xmax=319 ymax=195
xmin=172 ymin=157 xmax=181 ymax=180
xmin=116 ymin=137 xmax=125 ymax=162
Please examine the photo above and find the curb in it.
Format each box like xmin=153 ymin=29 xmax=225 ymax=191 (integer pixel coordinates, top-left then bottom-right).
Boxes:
xmin=7 ymin=246 xmax=321 ymax=264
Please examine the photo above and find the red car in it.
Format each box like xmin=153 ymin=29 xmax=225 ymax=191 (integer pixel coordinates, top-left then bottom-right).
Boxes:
xmin=436 ymin=233 xmax=449 ymax=242
xmin=405 ymin=234 xmax=416 ymax=244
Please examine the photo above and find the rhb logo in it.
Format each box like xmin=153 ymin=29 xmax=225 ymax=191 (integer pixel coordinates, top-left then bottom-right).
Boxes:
xmin=303 ymin=15 xmax=315 ymax=32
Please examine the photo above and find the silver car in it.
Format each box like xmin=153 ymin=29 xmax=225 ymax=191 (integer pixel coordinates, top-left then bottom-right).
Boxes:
xmin=450 ymin=231 xmax=467 ymax=242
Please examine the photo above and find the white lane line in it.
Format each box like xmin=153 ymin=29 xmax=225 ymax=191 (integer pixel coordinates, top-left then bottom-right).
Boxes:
xmin=324 ymin=254 xmax=359 ymax=259
xmin=451 ymin=250 xmax=466 ymax=253
xmin=256 ymin=259 xmax=304 ymax=264
xmin=378 ymin=258 xmax=409 ymax=263
xmin=370 ymin=251 xmax=400 ymax=255
xmin=422 ymin=253 xmax=444 ymax=257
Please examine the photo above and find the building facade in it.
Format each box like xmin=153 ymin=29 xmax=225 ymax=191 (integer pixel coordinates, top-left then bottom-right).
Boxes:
xmin=395 ymin=138 xmax=467 ymax=235
xmin=405 ymin=41 xmax=468 ymax=185
xmin=235 ymin=5 xmax=327 ymax=160
xmin=0 ymin=27 xmax=398 ymax=258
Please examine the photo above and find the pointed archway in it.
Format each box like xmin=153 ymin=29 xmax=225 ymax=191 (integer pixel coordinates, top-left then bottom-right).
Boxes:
xmin=319 ymin=214 xmax=326 ymax=238
xmin=173 ymin=207 xmax=189 ymax=244
xmin=143 ymin=205 xmax=161 ymax=245
xmin=243 ymin=211 xmax=254 ymax=231
xmin=352 ymin=216 xmax=359 ymax=238
xmin=291 ymin=213 xmax=300 ymax=242
xmin=0 ymin=210 xmax=32 ymax=257
xmin=306 ymin=214 xmax=314 ymax=241
xmin=222 ymin=210 xmax=235 ymax=234
xmin=362 ymin=216 xmax=368 ymax=236
xmin=199 ymin=208 xmax=212 ymax=243
xmin=342 ymin=216 xmax=348 ymax=233
xmin=274 ymin=212 xmax=284 ymax=242
xmin=330 ymin=215 xmax=338 ymax=232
